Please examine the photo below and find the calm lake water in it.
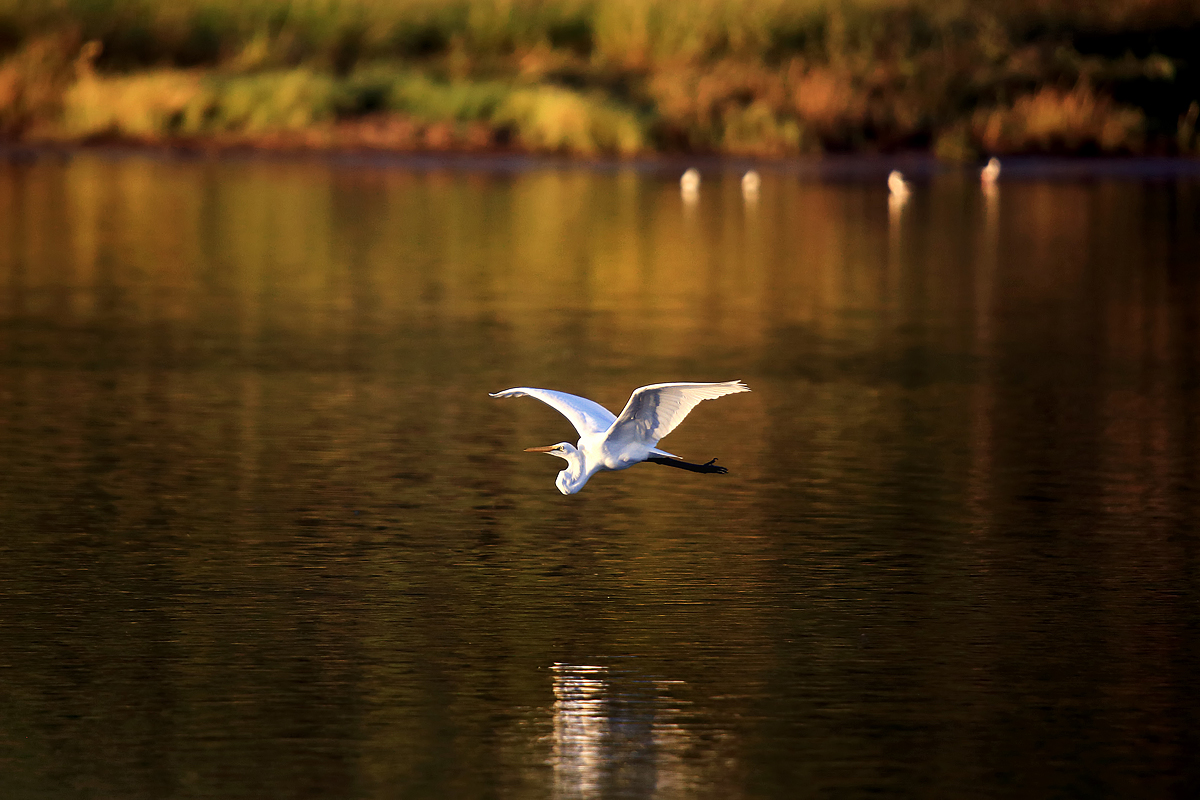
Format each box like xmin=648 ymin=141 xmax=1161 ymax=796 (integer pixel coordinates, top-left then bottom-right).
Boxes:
xmin=1 ymin=150 xmax=1198 ymax=799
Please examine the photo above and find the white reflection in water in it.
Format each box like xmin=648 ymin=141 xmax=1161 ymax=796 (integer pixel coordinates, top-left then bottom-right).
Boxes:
xmin=983 ymin=178 xmax=999 ymax=218
xmin=552 ymin=664 xmax=608 ymax=798
xmin=549 ymin=663 xmax=708 ymax=799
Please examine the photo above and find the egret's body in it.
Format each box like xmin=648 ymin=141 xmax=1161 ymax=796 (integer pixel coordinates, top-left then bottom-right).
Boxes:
xmin=680 ymin=168 xmax=701 ymax=193
xmin=981 ymin=157 xmax=1001 ymax=184
xmin=888 ymin=170 xmax=910 ymax=200
xmin=491 ymin=380 xmax=749 ymax=494
xmin=742 ymin=170 xmax=761 ymax=200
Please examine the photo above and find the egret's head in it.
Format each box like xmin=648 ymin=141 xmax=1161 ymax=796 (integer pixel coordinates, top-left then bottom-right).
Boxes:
xmin=523 ymin=442 xmax=573 ymax=459
xmin=524 ymin=443 xmax=584 ymax=495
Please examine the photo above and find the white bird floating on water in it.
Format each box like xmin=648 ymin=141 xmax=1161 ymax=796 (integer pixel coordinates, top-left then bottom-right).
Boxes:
xmin=491 ymin=380 xmax=750 ymax=495
xmin=887 ymin=170 xmax=910 ymax=201
xmin=742 ymin=169 xmax=761 ymax=200
xmin=680 ymin=167 xmax=701 ymax=196
xmin=981 ymin=156 xmax=1001 ymax=184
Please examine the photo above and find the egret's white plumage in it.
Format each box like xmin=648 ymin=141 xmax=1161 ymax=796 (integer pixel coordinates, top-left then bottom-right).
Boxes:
xmin=888 ymin=170 xmax=910 ymax=200
xmin=981 ymin=157 xmax=1001 ymax=184
xmin=491 ymin=380 xmax=750 ymax=494
xmin=742 ymin=170 xmax=761 ymax=200
xmin=680 ymin=168 xmax=701 ymax=194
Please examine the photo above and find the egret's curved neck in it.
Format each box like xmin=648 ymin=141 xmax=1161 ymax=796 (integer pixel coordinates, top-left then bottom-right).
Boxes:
xmin=559 ymin=443 xmax=587 ymax=478
xmin=554 ymin=444 xmax=595 ymax=495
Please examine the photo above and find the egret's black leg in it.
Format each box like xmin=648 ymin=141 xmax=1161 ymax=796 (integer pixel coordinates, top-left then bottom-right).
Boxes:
xmin=645 ymin=456 xmax=728 ymax=474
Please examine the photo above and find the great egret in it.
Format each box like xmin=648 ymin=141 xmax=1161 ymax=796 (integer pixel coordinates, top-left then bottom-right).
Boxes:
xmin=981 ymin=157 xmax=1001 ymax=184
xmin=680 ymin=168 xmax=700 ymax=193
xmin=742 ymin=170 xmax=761 ymax=200
xmin=887 ymin=170 xmax=910 ymax=201
xmin=491 ymin=380 xmax=750 ymax=494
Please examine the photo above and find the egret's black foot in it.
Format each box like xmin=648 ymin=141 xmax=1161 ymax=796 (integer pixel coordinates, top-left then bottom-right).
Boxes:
xmin=646 ymin=456 xmax=728 ymax=474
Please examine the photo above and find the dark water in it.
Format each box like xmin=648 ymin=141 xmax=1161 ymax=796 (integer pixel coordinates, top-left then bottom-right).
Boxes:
xmin=1 ymin=151 xmax=1198 ymax=799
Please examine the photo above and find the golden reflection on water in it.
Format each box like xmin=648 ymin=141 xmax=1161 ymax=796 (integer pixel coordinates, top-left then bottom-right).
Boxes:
xmin=2 ymin=154 xmax=1197 ymax=559
xmin=1 ymin=152 xmax=1199 ymax=799
xmin=2 ymin=153 xmax=1198 ymax=570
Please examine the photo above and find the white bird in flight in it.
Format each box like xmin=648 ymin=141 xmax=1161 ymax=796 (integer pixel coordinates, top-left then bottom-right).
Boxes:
xmin=491 ymin=380 xmax=750 ymax=494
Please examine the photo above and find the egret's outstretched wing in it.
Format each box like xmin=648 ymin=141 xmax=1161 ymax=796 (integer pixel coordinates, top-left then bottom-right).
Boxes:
xmin=607 ymin=381 xmax=750 ymax=448
xmin=489 ymin=387 xmax=617 ymax=437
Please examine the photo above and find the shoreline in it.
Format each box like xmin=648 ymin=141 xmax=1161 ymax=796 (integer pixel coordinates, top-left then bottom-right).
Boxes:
xmin=3 ymin=141 xmax=1199 ymax=180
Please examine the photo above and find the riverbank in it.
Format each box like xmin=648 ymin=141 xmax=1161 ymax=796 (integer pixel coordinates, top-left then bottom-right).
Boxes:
xmin=2 ymin=1 xmax=1198 ymax=159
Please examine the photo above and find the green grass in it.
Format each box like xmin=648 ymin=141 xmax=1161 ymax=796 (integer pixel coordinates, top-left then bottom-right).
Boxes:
xmin=1 ymin=0 xmax=1198 ymax=156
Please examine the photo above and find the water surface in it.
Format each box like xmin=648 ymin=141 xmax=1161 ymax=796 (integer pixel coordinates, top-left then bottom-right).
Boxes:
xmin=1 ymin=152 xmax=1198 ymax=798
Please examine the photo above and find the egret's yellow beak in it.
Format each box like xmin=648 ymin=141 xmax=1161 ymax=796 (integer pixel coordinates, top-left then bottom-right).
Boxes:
xmin=524 ymin=445 xmax=558 ymax=453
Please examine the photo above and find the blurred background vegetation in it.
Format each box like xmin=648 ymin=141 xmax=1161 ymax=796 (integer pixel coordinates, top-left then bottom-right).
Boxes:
xmin=0 ymin=0 xmax=1197 ymax=157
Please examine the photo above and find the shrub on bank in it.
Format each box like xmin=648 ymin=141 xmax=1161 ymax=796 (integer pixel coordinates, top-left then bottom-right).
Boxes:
xmin=973 ymin=86 xmax=1146 ymax=154
xmin=53 ymin=63 xmax=650 ymax=154
xmin=494 ymin=85 xmax=645 ymax=154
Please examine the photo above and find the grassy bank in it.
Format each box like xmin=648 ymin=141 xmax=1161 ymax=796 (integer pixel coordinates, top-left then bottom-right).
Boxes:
xmin=1 ymin=0 xmax=1198 ymax=157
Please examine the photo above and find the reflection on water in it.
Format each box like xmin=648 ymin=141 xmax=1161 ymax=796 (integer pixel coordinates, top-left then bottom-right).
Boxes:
xmin=550 ymin=664 xmax=712 ymax=800
xmin=552 ymin=664 xmax=611 ymax=799
xmin=1 ymin=151 xmax=1198 ymax=798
